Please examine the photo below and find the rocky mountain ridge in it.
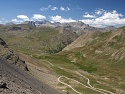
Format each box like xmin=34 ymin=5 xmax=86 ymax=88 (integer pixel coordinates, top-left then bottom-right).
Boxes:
xmin=0 ymin=38 xmax=28 ymax=71
xmin=23 ymin=20 xmax=116 ymax=35
xmin=3 ymin=21 xmax=116 ymax=36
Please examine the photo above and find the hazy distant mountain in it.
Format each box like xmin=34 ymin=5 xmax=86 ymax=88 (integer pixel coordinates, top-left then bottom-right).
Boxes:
xmin=62 ymin=21 xmax=89 ymax=29
xmin=104 ymin=26 xmax=116 ymax=30
xmin=5 ymin=22 xmax=15 ymax=26
xmin=23 ymin=21 xmax=116 ymax=35
xmin=23 ymin=21 xmax=36 ymax=27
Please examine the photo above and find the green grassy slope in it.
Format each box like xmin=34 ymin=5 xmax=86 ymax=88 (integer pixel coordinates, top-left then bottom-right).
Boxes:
xmin=0 ymin=24 xmax=78 ymax=55
xmin=31 ymin=26 xmax=125 ymax=93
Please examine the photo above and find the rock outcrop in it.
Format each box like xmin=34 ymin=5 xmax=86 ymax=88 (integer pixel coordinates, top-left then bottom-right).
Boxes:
xmin=0 ymin=38 xmax=28 ymax=71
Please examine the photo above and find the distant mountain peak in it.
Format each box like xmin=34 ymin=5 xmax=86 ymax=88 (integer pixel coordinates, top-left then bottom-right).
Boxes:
xmin=23 ymin=21 xmax=36 ymax=27
xmin=5 ymin=22 xmax=15 ymax=26
xmin=105 ymin=26 xmax=116 ymax=30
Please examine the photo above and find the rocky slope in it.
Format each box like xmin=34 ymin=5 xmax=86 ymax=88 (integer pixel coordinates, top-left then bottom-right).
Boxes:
xmin=63 ymin=26 xmax=125 ymax=54
xmin=0 ymin=38 xmax=61 ymax=94
xmin=0 ymin=58 xmax=60 ymax=94
xmin=62 ymin=26 xmax=125 ymax=80
xmin=0 ymin=38 xmax=28 ymax=71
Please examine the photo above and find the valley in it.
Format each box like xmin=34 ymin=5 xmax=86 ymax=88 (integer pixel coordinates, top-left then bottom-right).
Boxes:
xmin=0 ymin=22 xmax=125 ymax=94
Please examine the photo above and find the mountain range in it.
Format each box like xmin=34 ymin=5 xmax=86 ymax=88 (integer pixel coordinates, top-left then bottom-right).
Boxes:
xmin=5 ymin=20 xmax=116 ymax=35
xmin=26 ymin=21 xmax=116 ymax=34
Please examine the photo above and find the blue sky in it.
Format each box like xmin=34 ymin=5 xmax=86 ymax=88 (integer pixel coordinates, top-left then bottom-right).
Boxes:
xmin=0 ymin=0 xmax=125 ymax=27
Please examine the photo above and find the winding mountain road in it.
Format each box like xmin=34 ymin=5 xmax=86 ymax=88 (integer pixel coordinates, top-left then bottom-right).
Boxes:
xmin=50 ymin=62 xmax=114 ymax=94
xmin=58 ymin=75 xmax=114 ymax=94
xmin=37 ymin=60 xmax=115 ymax=94
xmin=76 ymin=72 xmax=114 ymax=94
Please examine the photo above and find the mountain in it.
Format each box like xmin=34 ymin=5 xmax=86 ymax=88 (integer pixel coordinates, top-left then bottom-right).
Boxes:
xmin=63 ymin=26 xmax=125 ymax=51
xmin=22 ymin=21 xmax=116 ymax=35
xmin=5 ymin=22 xmax=15 ymax=26
xmin=104 ymin=26 xmax=116 ymax=30
xmin=24 ymin=20 xmax=57 ymax=27
xmin=35 ymin=20 xmax=55 ymax=27
xmin=50 ymin=26 xmax=124 ymax=93
xmin=0 ymin=24 xmax=78 ymax=55
xmin=62 ymin=26 xmax=125 ymax=81
xmin=23 ymin=21 xmax=36 ymax=27
xmin=63 ymin=26 xmax=125 ymax=68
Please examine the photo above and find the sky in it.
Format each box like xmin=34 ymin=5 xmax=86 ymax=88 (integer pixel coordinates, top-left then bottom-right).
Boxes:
xmin=0 ymin=0 xmax=125 ymax=27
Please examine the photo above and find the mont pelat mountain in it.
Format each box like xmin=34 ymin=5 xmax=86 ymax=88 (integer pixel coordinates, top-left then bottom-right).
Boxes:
xmin=0 ymin=20 xmax=125 ymax=94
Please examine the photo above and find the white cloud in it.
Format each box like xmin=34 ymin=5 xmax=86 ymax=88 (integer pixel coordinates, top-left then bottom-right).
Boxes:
xmin=40 ymin=7 xmax=48 ymax=11
xmin=67 ymin=7 xmax=70 ymax=11
xmin=80 ymin=9 xmax=125 ymax=27
xmin=98 ymin=10 xmax=123 ymax=20
xmin=12 ymin=14 xmax=46 ymax=23
xmin=83 ymin=14 xmax=96 ymax=18
xmin=17 ymin=15 xmax=29 ymax=21
xmin=50 ymin=15 xmax=76 ymax=23
xmin=40 ymin=5 xmax=70 ymax=11
xmin=95 ymin=9 xmax=106 ymax=15
xmin=50 ymin=6 xmax=58 ymax=10
xmin=40 ymin=5 xmax=58 ymax=11
xmin=48 ymin=5 xmax=58 ymax=10
xmin=60 ymin=6 xmax=65 ymax=11
xmin=32 ymin=14 xmax=46 ymax=20
xmin=0 ymin=18 xmax=8 ymax=24
xmin=12 ymin=19 xmax=23 ymax=23
xmin=12 ymin=19 xmax=18 ymax=22
xmin=5 ymin=8 xmax=125 ymax=28
xmin=0 ymin=21 xmax=2 ymax=24
xmin=60 ymin=6 xmax=70 ymax=11
xmin=76 ymin=5 xmax=83 ymax=10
